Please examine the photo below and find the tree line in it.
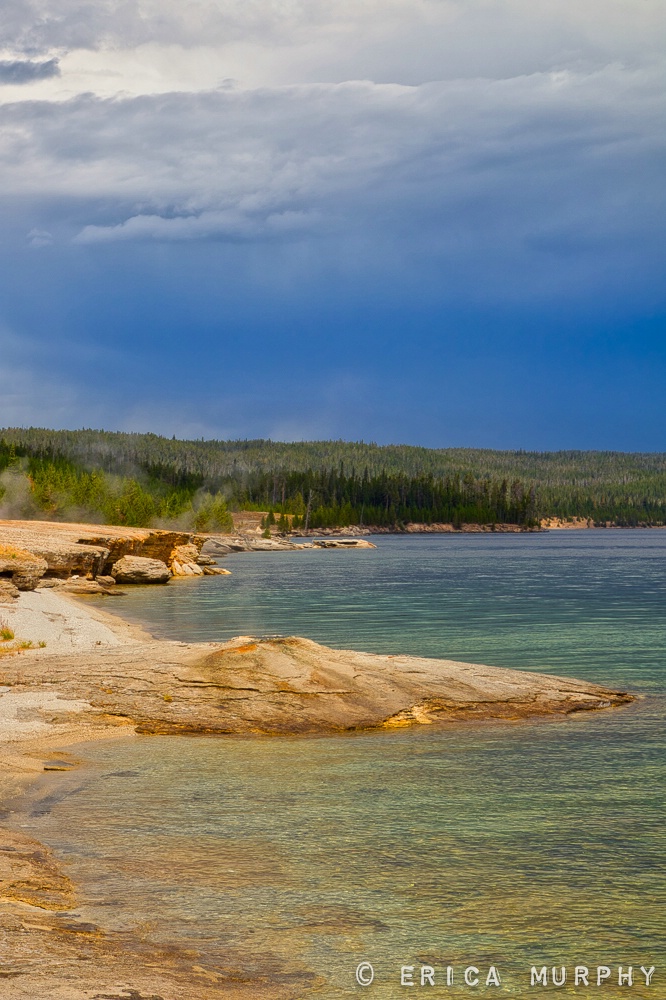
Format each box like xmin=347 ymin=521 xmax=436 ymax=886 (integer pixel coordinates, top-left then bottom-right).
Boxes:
xmin=227 ymin=468 xmax=538 ymax=529
xmin=0 ymin=429 xmax=664 ymax=529
xmin=0 ymin=445 xmax=232 ymax=531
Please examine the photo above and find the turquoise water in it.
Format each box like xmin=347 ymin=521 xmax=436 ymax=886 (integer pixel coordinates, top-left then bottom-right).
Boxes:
xmin=113 ymin=530 xmax=665 ymax=691
xmin=25 ymin=532 xmax=665 ymax=996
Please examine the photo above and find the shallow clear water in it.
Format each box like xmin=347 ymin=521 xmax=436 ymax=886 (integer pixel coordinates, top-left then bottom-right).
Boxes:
xmin=107 ymin=530 xmax=666 ymax=691
xmin=24 ymin=532 xmax=666 ymax=996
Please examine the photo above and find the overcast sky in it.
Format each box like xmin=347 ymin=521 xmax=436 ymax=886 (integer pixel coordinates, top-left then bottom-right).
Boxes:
xmin=0 ymin=0 xmax=664 ymax=448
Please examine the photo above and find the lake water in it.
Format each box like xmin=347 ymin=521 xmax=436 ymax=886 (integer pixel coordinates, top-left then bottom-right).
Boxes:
xmin=24 ymin=532 xmax=666 ymax=996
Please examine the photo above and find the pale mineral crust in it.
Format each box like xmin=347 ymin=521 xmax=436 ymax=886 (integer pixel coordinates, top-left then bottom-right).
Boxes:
xmin=0 ymin=629 xmax=634 ymax=738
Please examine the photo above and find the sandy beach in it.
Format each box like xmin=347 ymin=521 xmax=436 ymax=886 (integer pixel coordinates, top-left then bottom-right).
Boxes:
xmin=0 ymin=586 xmax=635 ymax=999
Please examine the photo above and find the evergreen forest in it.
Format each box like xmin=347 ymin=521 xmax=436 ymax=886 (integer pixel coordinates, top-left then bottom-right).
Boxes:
xmin=0 ymin=428 xmax=664 ymax=530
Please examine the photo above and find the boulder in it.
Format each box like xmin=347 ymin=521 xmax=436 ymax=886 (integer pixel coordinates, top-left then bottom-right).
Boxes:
xmin=196 ymin=553 xmax=218 ymax=566
xmin=110 ymin=555 xmax=171 ymax=584
xmin=171 ymin=560 xmax=204 ymax=577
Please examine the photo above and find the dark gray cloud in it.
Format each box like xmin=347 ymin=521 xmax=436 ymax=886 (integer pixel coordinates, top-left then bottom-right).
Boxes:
xmin=2 ymin=62 xmax=663 ymax=306
xmin=0 ymin=57 xmax=59 ymax=83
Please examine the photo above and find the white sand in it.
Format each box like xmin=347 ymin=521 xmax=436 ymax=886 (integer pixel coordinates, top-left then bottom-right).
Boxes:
xmin=0 ymin=591 xmax=144 ymax=783
xmin=0 ymin=589 xmax=142 ymax=653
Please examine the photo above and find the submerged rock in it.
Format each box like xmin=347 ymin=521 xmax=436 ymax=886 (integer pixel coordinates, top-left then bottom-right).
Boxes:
xmin=60 ymin=579 xmax=126 ymax=596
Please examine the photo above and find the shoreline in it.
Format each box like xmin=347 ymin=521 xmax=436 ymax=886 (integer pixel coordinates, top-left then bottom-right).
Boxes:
xmin=0 ymin=591 xmax=308 ymax=1000
xmin=0 ymin=576 xmax=637 ymax=998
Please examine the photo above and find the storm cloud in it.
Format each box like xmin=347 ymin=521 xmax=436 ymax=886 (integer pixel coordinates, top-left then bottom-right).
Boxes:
xmin=0 ymin=0 xmax=664 ymax=445
xmin=0 ymin=57 xmax=59 ymax=83
xmin=2 ymin=64 xmax=661 ymax=306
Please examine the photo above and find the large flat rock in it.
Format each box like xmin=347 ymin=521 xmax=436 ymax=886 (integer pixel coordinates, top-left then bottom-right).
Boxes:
xmin=0 ymin=634 xmax=634 ymax=736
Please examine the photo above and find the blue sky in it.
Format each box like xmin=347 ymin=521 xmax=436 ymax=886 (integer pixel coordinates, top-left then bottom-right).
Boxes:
xmin=0 ymin=0 xmax=664 ymax=449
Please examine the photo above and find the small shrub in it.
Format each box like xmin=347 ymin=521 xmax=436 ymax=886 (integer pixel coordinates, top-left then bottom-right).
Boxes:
xmin=38 ymin=640 xmax=47 ymax=648
xmin=0 ymin=623 xmax=14 ymax=641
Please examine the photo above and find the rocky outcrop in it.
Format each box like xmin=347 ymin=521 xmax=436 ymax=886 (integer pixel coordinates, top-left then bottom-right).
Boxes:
xmin=82 ymin=528 xmax=205 ymax=568
xmin=168 ymin=544 xmax=232 ymax=577
xmin=0 ymin=827 xmax=76 ymax=910
xmin=541 ymin=517 xmax=594 ymax=529
xmin=0 ymin=521 xmax=381 ymax=585
xmin=0 ymin=520 xmax=205 ymax=580
xmin=202 ymin=533 xmax=372 ymax=553
xmin=202 ymin=533 xmax=379 ymax=558
xmin=311 ymin=538 xmax=376 ymax=549
xmin=202 ymin=534 xmax=307 ymax=555
xmin=0 ymin=525 xmax=110 ymax=579
xmin=244 ymin=537 xmax=307 ymax=551
xmin=201 ymin=537 xmax=250 ymax=556
xmin=0 ymin=544 xmax=48 ymax=591
xmin=170 ymin=543 xmax=205 ymax=577
xmin=110 ymin=555 xmax=171 ymax=584
xmin=0 ymin=590 xmax=636 ymax=1000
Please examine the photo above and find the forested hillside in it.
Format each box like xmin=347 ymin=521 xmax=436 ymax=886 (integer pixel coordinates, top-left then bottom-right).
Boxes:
xmin=0 ymin=428 xmax=664 ymax=529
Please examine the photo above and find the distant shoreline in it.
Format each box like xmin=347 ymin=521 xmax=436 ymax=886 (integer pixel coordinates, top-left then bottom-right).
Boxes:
xmin=289 ymin=520 xmax=666 ymax=538
xmin=4 ymin=430 xmax=665 ymax=536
